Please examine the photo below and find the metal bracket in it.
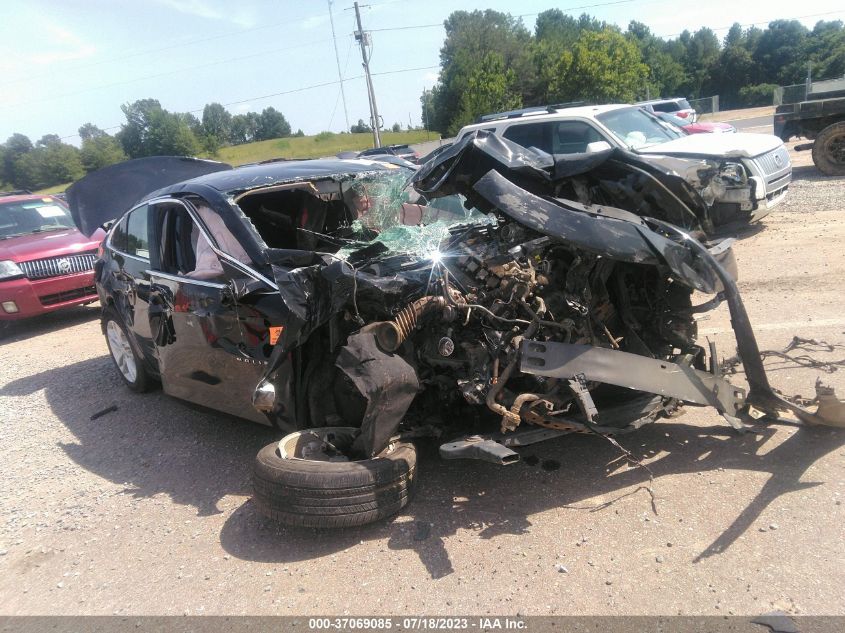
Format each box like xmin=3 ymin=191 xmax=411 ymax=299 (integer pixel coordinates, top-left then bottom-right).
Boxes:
xmin=520 ymin=341 xmax=747 ymax=420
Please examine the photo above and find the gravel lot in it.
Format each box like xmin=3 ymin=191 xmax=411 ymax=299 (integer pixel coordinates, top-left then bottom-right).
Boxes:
xmin=1 ymin=157 xmax=844 ymax=616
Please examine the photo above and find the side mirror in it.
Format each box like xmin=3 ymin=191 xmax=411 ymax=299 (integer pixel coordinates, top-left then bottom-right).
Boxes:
xmin=586 ymin=141 xmax=612 ymax=153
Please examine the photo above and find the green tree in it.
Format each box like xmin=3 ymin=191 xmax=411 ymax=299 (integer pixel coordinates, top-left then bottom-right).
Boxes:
xmin=117 ymin=99 xmax=201 ymax=158
xmin=684 ymin=28 xmax=720 ymax=97
xmin=753 ymin=20 xmax=809 ymax=85
xmin=202 ymin=102 xmax=232 ymax=151
xmin=451 ymin=52 xmax=522 ymax=134
xmin=202 ymin=103 xmax=231 ymax=138
xmin=229 ymin=113 xmax=259 ymax=144
xmin=37 ymin=134 xmax=62 ymax=148
xmin=350 ymin=119 xmax=371 ymax=133
xmin=528 ymin=39 xmax=574 ymax=105
xmin=708 ymin=44 xmax=759 ymax=108
xmin=78 ymin=123 xmax=106 ymax=141
xmin=432 ymin=10 xmax=532 ymax=134
xmin=562 ymin=28 xmax=648 ymax=103
xmin=255 ymin=107 xmax=291 ymax=141
xmin=806 ymin=20 xmax=845 ymax=79
xmin=2 ymin=133 xmax=33 ymax=188
xmin=420 ymin=87 xmax=438 ymax=131
xmin=534 ymin=10 xmax=580 ymax=46
xmin=80 ymin=134 xmax=127 ymax=173
xmin=13 ymin=141 xmax=84 ymax=190
xmin=627 ymin=21 xmax=687 ymax=99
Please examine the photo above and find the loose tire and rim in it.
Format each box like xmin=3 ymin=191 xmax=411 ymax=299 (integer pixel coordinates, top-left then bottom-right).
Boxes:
xmin=103 ymin=308 xmax=151 ymax=393
xmin=252 ymin=427 xmax=417 ymax=528
xmin=812 ymin=122 xmax=845 ymax=176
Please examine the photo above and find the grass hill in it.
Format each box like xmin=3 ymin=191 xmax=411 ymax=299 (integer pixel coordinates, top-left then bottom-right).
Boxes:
xmin=35 ymin=129 xmax=439 ymax=195
xmin=216 ymin=130 xmax=435 ymax=165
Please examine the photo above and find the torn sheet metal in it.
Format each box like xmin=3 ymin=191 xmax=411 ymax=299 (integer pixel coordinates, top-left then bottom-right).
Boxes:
xmin=519 ymin=341 xmax=746 ymax=419
xmin=469 ymin=169 xmax=724 ymax=294
xmin=269 ymin=257 xmax=355 ymax=355
xmin=650 ymin=218 xmax=845 ymax=427
xmin=335 ymin=332 xmax=420 ymax=457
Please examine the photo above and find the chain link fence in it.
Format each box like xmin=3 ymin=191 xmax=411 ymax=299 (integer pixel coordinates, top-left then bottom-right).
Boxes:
xmin=689 ymin=95 xmax=719 ymax=115
xmin=774 ymin=84 xmax=808 ymax=105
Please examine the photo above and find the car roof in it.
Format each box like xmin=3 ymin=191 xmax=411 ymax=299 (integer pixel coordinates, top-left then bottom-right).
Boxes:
xmin=636 ymin=98 xmax=686 ymax=105
xmin=458 ymin=104 xmax=631 ymax=135
xmin=0 ymin=193 xmax=62 ymax=205
xmin=155 ymin=157 xmax=401 ymax=196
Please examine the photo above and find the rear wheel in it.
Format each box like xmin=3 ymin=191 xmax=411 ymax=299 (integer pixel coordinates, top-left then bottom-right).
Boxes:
xmin=812 ymin=122 xmax=845 ymax=176
xmin=252 ymin=427 xmax=417 ymax=528
xmin=103 ymin=307 xmax=151 ymax=393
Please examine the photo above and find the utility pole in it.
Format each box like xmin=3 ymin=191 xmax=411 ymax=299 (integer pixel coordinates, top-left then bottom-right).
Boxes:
xmin=423 ymin=87 xmax=430 ymax=141
xmin=327 ymin=0 xmax=350 ymax=133
xmin=353 ymin=1 xmax=381 ymax=148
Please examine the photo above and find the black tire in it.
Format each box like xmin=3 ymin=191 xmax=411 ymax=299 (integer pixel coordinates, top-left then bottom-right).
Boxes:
xmin=102 ymin=306 xmax=152 ymax=393
xmin=252 ymin=429 xmax=417 ymax=528
xmin=812 ymin=122 xmax=845 ymax=176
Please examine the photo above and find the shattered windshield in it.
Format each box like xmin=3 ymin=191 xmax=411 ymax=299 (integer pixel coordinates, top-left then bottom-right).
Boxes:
xmin=336 ymin=169 xmax=488 ymax=259
xmin=597 ymin=107 xmax=684 ymax=149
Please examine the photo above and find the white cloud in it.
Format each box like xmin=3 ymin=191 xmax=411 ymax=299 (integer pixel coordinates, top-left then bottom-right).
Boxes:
xmin=423 ymin=71 xmax=439 ymax=83
xmin=154 ymin=0 xmax=257 ymax=28
xmin=234 ymin=103 xmax=253 ymax=113
xmin=29 ymin=24 xmax=96 ymax=65
xmin=301 ymin=13 xmax=330 ymax=30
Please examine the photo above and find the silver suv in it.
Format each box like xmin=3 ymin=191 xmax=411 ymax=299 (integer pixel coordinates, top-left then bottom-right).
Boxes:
xmin=456 ymin=104 xmax=791 ymax=227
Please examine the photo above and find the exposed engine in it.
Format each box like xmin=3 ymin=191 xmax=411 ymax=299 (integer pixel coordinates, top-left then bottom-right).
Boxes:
xmin=362 ymin=217 xmax=703 ymax=438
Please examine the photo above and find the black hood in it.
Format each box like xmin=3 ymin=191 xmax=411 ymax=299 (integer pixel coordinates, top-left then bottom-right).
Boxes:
xmin=66 ymin=156 xmax=232 ymax=236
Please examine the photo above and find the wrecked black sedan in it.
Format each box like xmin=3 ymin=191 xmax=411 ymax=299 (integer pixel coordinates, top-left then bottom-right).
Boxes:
xmin=67 ymin=134 xmax=843 ymax=528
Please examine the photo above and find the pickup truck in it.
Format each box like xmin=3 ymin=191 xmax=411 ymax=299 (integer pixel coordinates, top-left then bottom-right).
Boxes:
xmin=457 ymin=104 xmax=792 ymax=230
xmin=774 ymin=84 xmax=845 ymax=176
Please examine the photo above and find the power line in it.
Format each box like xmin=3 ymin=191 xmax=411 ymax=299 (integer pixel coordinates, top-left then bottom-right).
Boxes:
xmin=1 ymin=39 xmax=335 ymax=111
xmin=57 ymin=64 xmax=436 ymax=140
xmin=371 ymin=65 xmax=438 ymax=77
xmin=4 ymin=10 xmax=336 ymax=87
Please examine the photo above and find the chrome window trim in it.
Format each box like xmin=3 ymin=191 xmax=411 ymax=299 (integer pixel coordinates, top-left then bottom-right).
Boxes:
xmin=154 ymin=197 xmax=280 ymax=291
xmin=216 ymin=250 xmax=278 ymax=290
xmin=146 ymin=270 xmax=227 ymax=289
xmin=105 ymin=202 xmax=151 ymax=264
xmin=109 ymin=249 xmax=150 ymax=265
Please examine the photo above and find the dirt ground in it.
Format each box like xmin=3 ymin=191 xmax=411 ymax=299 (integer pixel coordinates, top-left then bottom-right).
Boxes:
xmin=1 ymin=161 xmax=844 ymax=616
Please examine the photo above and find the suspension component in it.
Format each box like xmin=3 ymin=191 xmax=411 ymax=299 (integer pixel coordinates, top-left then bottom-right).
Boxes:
xmin=367 ymin=296 xmax=449 ymax=353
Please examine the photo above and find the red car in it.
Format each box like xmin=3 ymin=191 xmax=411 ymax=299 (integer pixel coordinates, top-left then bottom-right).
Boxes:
xmin=0 ymin=192 xmax=104 ymax=325
xmin=656 ymin=111 xmax=737 ymax=134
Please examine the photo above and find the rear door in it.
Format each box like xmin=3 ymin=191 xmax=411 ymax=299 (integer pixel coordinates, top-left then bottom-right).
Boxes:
xmin=105 ymin=204 xmax=156 ymax=364
xmin=145 ymin=200 xmax=271 ymax=424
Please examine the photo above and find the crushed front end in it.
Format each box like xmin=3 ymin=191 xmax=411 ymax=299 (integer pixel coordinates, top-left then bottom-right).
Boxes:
xmin=253 ymin=132 xmax=843 ymax=462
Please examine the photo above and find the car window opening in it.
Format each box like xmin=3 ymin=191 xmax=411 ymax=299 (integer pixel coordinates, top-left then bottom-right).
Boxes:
xmin=156 ymin=202 xmax=251 ymax=280
xmin=236 ymin=171 xmax=486 ymax=259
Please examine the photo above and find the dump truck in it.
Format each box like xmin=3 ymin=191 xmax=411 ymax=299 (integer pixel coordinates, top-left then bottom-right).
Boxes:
xmin=774 ymin=76 xmax=845 ymax=176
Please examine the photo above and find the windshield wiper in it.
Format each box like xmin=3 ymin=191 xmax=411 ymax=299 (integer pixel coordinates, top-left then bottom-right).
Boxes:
xmin=32 ymin=225 xmax=74 ymax=233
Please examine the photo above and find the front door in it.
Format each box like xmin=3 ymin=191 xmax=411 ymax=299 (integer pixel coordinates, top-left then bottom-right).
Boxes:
xmin=147 ymin=201 xmax=270 ymax=424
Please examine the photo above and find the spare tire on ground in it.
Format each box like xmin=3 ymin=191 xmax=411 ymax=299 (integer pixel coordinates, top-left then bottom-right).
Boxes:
xmin=252 ymin=427 xmax=417 ymax=528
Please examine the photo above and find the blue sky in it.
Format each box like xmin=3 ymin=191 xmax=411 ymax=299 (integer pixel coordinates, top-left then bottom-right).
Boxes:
xmin=1 ymin=0 xmax=843 ymax=145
